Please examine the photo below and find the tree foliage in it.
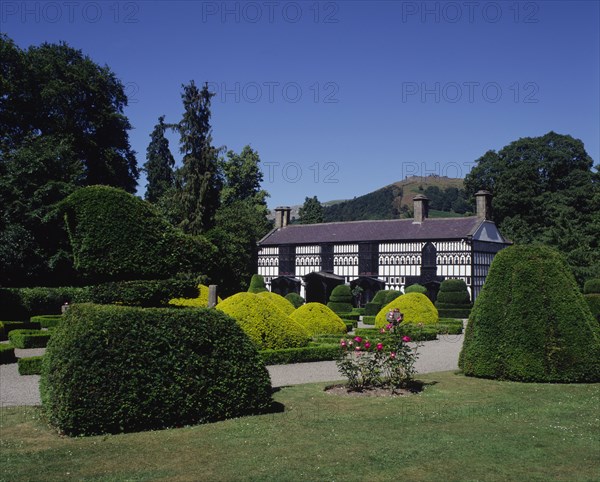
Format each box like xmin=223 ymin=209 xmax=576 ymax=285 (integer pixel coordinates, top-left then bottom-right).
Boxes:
xmin=299 ymin=196 xmax=324 ymax=224
xmin=221 ymin=145 xmax=269 ymax=208
xmin=143 ymin=116 xmax=175 ymax=203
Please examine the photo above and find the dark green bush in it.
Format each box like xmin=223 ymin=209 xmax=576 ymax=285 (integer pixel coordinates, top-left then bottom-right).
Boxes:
xmin=40 ymin=304 xmax=272 ymax=436
xmin=327 ymin=285 xmax=353 ymax=313
xmin=439 ymin=279 xmax=469 ymax=292
xmin=436 ymin=291 xmax=471 ymax=305
xmin=364 ymin=302 xmax=382 ymax=316
xmin=0 ymin=321 xmax=42 ymax=340
xmin=371 ymin=290 xmax=388 ymax=304
xmin=362 ymin=316 xmax=376 ymax=325
xmin=284 ymin=292 xmax=305 ymax=308
xmin=326 ymin=302 xmax=354 ymax=314
xmin=9 ymin=329 xmax=51 ymax=349
xmin=583 ymin=279 xmax=600 ymax=294
xmin=18 ymin=356 xmax=44 ymax=375
xmin=405 ymin=284 xmax=427 ymax=294
xmin=459 ymin=245 xmax=600 ymax=382
xmin=248 ymin=274 xmax=268 ymax=293
xmin=0 ymin=287 xmax=90 ymax=320
xmin=58 ymin=185 xmax=215 ymax=282
xmin=584 ymin=294 xmax=600 ymax=322
xmin=87 ymin=279 xmax=198 ymax=307
xmin=383 ymin=290 xmax=402 ymax=305
xmin=0 ymin=344 xmax=17 ymax=364
xmin=30 ymin=315 xmax=63 ymax=329
xmin=435 ymin=308 xmax=471 ymax=319
xmin=0 ymin=322 xmax=4 ymax=340
xmin=260 ymin=345 xmax=339 ymax=365
xmin=436 ymin=279 xmax=472 ymax=319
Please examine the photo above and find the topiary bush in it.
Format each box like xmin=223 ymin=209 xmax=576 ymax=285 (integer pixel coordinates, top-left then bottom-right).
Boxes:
xmin=30 ymin=315 xmax=63 ymax=329
xmin=459 ymin=245 xmax=600 ymax=383
xmin=383 ymin=290 xmax=402 ymax=305
xmin=285 ymin=292 xmax=305 ymax=309
xmin=18 ymin=356 xmax=44 ymax=375
xmin=583 ymin=278 xmax=600 ymax=322
xmin=404 ymin=284 xmax=427 ymax=294
xmin=290 ymin=303 xmax=347 ymax=336
xmin=257 ymin=291 xmax=296 ymax=315
xmin=247 ymin=274 xmax=268 ymax=293
xmin=87 ymin=279 xmax=198 ymax=307
xmin=169 ymin=284 xmax=222 ymax=308
xmin=375 ymin=293 xmax=439 ymax=328
xmin=40 ymin=304 xmax=273 ymax=436
xmin=0 ymin=344 xmax=17 ymax=364
xmin=583 ymin=279 xmax=600 ymax=294
xmin=216 ymin=293 xmax=310 ymax=350
xmin=327 ymin=284 xmax=353 ymax=313
xmin=435 ymin=279 xmax=472 ymax=318
xmin=8 ymin=329 xmax=51 ymax=349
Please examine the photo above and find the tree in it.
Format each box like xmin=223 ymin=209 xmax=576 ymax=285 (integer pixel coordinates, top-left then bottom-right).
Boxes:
xmin=175 ymin=81 xmax=221 ymax=235
xmin=299 ymin=196 xmax=324 ymax=224
xmin=143 ymin=116 xmax=175 ymax=203
xmin=221 ymin=145 xmax=269 ymax=209
xmin=464 ymin=132 xmax=599 ymax=284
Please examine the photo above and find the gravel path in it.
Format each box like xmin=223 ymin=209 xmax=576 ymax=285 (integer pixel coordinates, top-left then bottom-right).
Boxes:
xmin=0 ymin=335 xmax=464 ymax=407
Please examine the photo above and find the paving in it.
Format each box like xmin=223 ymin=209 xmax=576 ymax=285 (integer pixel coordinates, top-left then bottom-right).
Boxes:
xmin=0 ymin=335 xmax=464 ymax=407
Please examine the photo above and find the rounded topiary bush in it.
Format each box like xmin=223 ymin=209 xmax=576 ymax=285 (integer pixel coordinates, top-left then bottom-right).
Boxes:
xmin=216 ymin=293 xmax=310 ymax=350
xmin=327 ymin=284 xmax=353 ymax=313
xmin=459 ymin=245 xmax=600 ymax=383
xmin=375 ymin=293 xmax=439 ymax=328
xmin=257 ymin=291 xmax=296 ymax=315
xmin=584 ymin=279 xmax=600 ymax=294
xmin=290 ymin=303 xmax=347 ymax=336
xmin=435 ymin=278 xmax=472 ymax=318
xmin=169 ymin=284 xmax=222 ymax=308
xmin=285 ymin=292 xmax=305 ymax=309
xmin=383 ymin=290 xmax=402 ymax=305
xmin=248 ymin=274 xmax=268 ymax=293
xmin=40 ymin=304 xmax=272 ymax=436
xmin=404 ymin=284 xmax=427 ymax=294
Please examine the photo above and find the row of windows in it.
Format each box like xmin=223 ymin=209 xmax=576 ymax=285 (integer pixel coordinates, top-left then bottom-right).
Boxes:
xmin=258 ymin=257 xmax=278 ymax=267
xmin=380 ymin=242 xmax=425 ymax=253
xmin=334 ymin=256 xmax=359 ymax=266
xmin=259 ymin=247 xmax=279 ymax=256
xmin=296 ymin=256 xmax=320 ymax=266
xmin=334 ymin=244 xmax=359 ymax=254
xmin=296 ymin=245 xmax=320 ymax=255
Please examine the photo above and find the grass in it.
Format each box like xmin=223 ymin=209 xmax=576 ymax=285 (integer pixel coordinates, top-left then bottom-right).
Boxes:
xmin=1 ymin=371 xmax=598 ymax=481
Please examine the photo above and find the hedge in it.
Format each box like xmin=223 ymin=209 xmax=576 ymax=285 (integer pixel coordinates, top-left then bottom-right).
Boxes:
xmin=169 ymin=284 xmax=222 ymax=308
xmin=87 ymin=279 xmax=198 ymax=307
xmin=0 ymin=286 xmax=90 ymax=320
xmin=257 ymin=291 xmax=296 ymax=315
xmin=364 ymin=302 xmax=382 ymax=316
xmin=362 ymin=316 xmax=376 ymax=325
xmin=584 ymin=294 xmax=600 ymax=323
xmin=327 ymin=285 xmax=353 ymax=313
xmin=0 ymin=344 xmax=17 ymax=364
xmin=30 ymin=315 xmax=63 ymax=329
xmin=435 ymin=279 xmax=472 ymax=319
xmin=285 ymin=292 xmax=305 ymax=308
xmin=248 ymin=274 xmax=268 ymax=293
xmin=216 ymin=293 xmax=310 ymax=350
xmin=18 ymin=356 xmax=44 ymax=375
xmin=260 ymin=345 xmax=339 ymax=365
xmin=40 ymin=304 xmax=273 ymax=436
xmin=290 ymin=303 xmax=347 ymax=336
xmin=0 ymin=321 xmax=42 ymax=340
xmin=459 ymin=245 xmax=600 ymax=382
xmin=375 ymin=293 xmax=439 ymax=328
xmin=405 ymin=284 xmax=427 ymax=294
xmin=583 ymin=279 xmax=600 ymax=294
xmin=8 ymin=329 xmax=51 ymax=349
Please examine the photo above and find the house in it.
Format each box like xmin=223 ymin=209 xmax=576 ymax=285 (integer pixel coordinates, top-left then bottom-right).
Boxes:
xmin=257 ymin=191 xmax=510 ymax=304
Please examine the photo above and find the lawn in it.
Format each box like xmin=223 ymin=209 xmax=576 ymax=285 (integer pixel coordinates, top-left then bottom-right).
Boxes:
xmin=1 ymin=371 xmax=598 ymax=481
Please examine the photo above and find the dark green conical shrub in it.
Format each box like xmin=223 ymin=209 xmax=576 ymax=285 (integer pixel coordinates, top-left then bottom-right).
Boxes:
xmin=285 ymin=292 xmax=305 ymax=309
xmin=459 ymin=245 xmax=600 ymax=382
xmin=248 ymin=274 xmax=268 ymax=293
xmin=327 ymin=284 xmax=353 ymax=314
xmin=404 ymin=284 xmax=427 ymax=294
xmin=435 ymin=279 xmax=472 ymax=318
xmin=583 ymin=279 xmax=600 ymax=322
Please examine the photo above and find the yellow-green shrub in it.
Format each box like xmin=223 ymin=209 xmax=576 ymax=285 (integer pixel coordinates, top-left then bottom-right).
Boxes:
xmin=216 ymin=293 xmax=310 ymax=350
xmin=256 ymin=291 xmax=296 ymax=315
xmin=375 ymin=293 xmax=439 ymax=328
xmin=169 ymin=284 xmax=222 ymax=308
xmin=290 ymin=303 xmax=347 ymax=336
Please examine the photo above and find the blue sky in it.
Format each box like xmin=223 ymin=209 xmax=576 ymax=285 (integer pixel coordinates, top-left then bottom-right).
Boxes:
xmin=2 ymin=1 xmax=599 ymax=208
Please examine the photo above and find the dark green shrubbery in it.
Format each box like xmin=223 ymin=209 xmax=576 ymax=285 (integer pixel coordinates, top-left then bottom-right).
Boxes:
xmin=583 ymin=278 xmax=600 ymax=322
xmin=40 ymin=304 xmax=272 ymax=436
xmin=405 ymin=284 xmax=427 ymax=294
xmin=584 ymin=279 xmax=600 ymax=294
xmin=260 ymin=345 xmax=339 ymax=365
xmin=87 ymin=279 xmax=198 ymax=307
xmin=18 ymin=356 xmax=44 ymax=375
xmin=58 ymin=186 xmax=215 ymax=282
xmin=30 ymin=315 xmax=63 ymax=329
xmin=435 ymin=279 xmax=472 ymax=319
xmin=0 ymin=344 xmax=17 ymax=364
xmin=247 ymin=274 xmax=268 ymax=293
xmin=0 ymin=287 xmax=89 ymax=320
xmin=0 ymin=321 xmax=42 ymax=340
xmin=327 ymin=285 xmax=353 ymax=314
xmin=285 ymin=292 xmax=305 ymax=308
xmin=8 ymin=329 xmax=51 ymax=349
xmin=459 ymin=245 xmax=600 ymax=383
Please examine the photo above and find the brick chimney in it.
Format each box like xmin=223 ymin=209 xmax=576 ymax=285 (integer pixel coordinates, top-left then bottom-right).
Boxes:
xmin=274 ymin=206 xmax=291 ymax=229
xmin=475 ymin=190 xmax=493 ymax=220
xmin=413 ymin=195 xmax=429 ymax=223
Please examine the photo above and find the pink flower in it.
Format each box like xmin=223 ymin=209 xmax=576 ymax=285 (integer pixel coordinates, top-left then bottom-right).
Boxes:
xmin=386 ymin=324 xmax=393 ymax=331
xmin=354 ymin=336 xmax=362 ymax=343
xmin=376 ymin=343 xmax=383 ymax=351
xmin=390 ymin=352 xmax=396 ymax=360
xmin=355 ymin=346 xmax=361 ymax=352
xmin=402 ymin=336 xmax=411 ymax=342
xmin=380 ymin=328 xmax=386 ymax=334
xmin=340 ymin=341 xmax=347 ymax=348
xmin=364 ymin=341 xmax=371 ymax=349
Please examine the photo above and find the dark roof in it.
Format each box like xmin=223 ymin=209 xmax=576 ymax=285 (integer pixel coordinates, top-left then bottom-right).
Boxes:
xmin=259 ymin=216 xmax=486 ymax=246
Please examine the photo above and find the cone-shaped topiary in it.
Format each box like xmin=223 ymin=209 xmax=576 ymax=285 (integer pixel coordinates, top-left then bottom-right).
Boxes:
xmin=216 ymin=293 xmax=310 ymax=350
xmin=404 ymin=284 xmax=427 ymax=294
xmin=375 ymin=293 xmax=439 ymax=328
xmin=257 ymin=291 xmax=296 ymax=315
xmin=459 ymin=245 xmax=600 ymax=382
xmin=290 ymin=302 xmax=347 ymax=336
xmin=248 ymin=274 xmax=268 ymax=293
xmin=583 ymin=279 xmax=600 ymax=322
xmin=435 ymin=279 xmax=472 ymax=318
xmin=169 ymin=284 xmax=222 ymax=308
xmin=285 ymin=292 xmax=305 ymax=309
xmin=327 ymin=284 xmax=353 ymax=313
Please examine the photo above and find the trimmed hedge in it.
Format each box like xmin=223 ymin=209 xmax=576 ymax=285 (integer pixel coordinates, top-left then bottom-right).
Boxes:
xmin=40 ymin=304 xmax=273 ymax=436
xmin=327 ymin=285 xmax=353 ymax=313
xmin=169 ymin=284 xmax=222 ymax=308
xmin=248 ymin=274 xmax=268 ymax=293
xmin=8 ymin=329 xmax=51 ymax=349
xmin=364 ymin=302 xmax=382 ymax=316
xmin=375 ymin=293 xmax=439 ymax=328
xmin=0 ymin=344 xmax=17 ymax=364
xmin=435 ymin=278 xmax=472 ymax=319
xmin=30 ymin=315 xmax=63 ymax=329
xmin=290 ymin=303 xmax=347 ymax=336
xmin=383 ymin=290 xmax=402 ymax=305
xmin=0 ymin=286 xmax=90 ymax=320
xmin=257 ymin=291 xmax=296 ymax=315
xmin=362 ymin=316 xmax=376 ymax=325
xmin=260 ymin=345 xmax=339 ymax=365
xmin=459 ymin=245 xmax=600 ymax=382
xmin=0 ymin=321 xmax=42 ymax=340
xmin=583 ymin=279 xmax=600 ymax=294
xmin=18 ymin=356 xmax=44 ymax=375
xmin=405 ymin=284 xmax=427 ymax=294
xmin=285 ymin=292 xmax=305 ymax=308
xmin=584 ymin=294 xmax=600 ymax=322
xmin=216 ymin=293 xmax=310 ymax=350
xmin=87 ymin=279 xmax=198 ymax=307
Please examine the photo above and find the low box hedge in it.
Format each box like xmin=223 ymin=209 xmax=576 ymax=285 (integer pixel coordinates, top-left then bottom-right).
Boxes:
xmin=30 ymin=315 xmax=63 ymax=329
xmin=337 ymin=313 xmax=359 ymax=321
xmin=0 ymin=321 xmax=42 ymax=340
xmin=18 ymin=356 xmax=44 ymax=375
xmin=260 ymin=345 xmax=339 ymax=365
xmin=0 ymin=344 xmax=17 ymax=364
xmin=362 ymin=316 xmax=376 ymax=325
xmin=9 ymin=329 xmax=51 ymax=349
xmin=437 ymin=308 xmax=471 ymax=319
xmin=87 ymin=279 xmax=199 ymax=308
xmin=364 ymin=302 xmax=382 ymax=316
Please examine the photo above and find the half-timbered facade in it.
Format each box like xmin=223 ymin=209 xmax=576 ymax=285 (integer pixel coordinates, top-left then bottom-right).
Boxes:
xmin=258 ymin=191 xmax=510 ymax=303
